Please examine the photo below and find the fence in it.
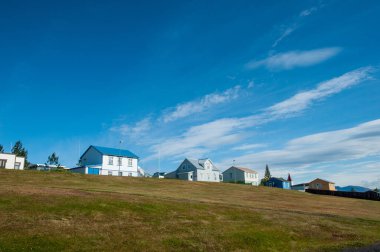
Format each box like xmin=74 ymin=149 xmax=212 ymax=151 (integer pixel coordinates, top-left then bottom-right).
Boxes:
xmin=306 ymin=189 xmax=380 ymax=201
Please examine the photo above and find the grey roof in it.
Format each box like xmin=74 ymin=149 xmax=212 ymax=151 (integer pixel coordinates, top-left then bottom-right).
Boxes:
xmin=184 ymin=158 xmax=219 ymax=171
xmin=224 ymin=166 xmax=258 ymax=174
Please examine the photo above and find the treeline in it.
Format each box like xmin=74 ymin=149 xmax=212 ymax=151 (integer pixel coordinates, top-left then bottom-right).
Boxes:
xmin=0 ymin=141 xmax=29 ymax=166
xmin=0 ymin=141 xmax=61 ymax=168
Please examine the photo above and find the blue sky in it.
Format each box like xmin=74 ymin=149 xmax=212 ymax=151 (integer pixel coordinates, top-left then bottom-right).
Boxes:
xmin=1 ymin=0 xmax=380 ymax=188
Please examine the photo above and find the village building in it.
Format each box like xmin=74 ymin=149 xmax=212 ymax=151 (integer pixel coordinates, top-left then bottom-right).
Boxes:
xmin=165 ymin=158 xmax=222 ymax=182
xmin=309 ymin=178 xmax=336 ymax=191
xmin=291 ymin=183 xmax=310 ymax=191
xmin=0 ymin=153 xmax=25 ymax=170
xmin=152 ymin=172 xmax=167 ymax=179
xmin=70 ymin=145 xmax=140 ymax=177
xmin=264 ymin=177 xmax=291 ymax=189
xmin=28 ymin=164 xmax=67 ymax=171
xmin=222 ymin=166 xmax=259 ymax=185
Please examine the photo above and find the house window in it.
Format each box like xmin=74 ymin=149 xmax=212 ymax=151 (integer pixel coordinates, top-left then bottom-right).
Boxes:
xmin=14 ymin=162 xmax=21 ymax=169
xmin=128 ymin=158 xmax=132 ymax=167
xmin=0 ymin=159 xmax=7 ymax=168
xmin=108 ymin=170 xmax=112 ymax=176
xmin=118 ymin=171 xmax=123 ymax=176
xmin=118 ymin=157 xmax=122 ymax=166
xmin=214 ymin=174 xmax=217 ymax=180
xmin=128 ymin=172 xmax=132 ymax=176
xmin=108 ymin=156 xmax=113 ymax=165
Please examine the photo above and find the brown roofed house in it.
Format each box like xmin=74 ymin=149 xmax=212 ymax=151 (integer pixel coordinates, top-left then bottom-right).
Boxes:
xmin=222 ymin=166 xmax=259 ymax=185
xmin=309 ymin=178 xmax=336 ymax=191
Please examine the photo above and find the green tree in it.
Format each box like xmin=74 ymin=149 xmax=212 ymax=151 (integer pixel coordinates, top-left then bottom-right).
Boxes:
xmin=260 ymin=164 xmax=272 ymax=185
xmin=46 ymin=152 xmax=60 ymax=167
xmin=0 ymin=144 xmax=4 ymax=153
xmin=12 ymin=141 xmax=29 ymax=166
xmin=264 ymin=164 xmax=271 ymax=179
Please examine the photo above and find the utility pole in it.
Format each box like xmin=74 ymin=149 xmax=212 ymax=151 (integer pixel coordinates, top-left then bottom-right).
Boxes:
xmin=119 ymin=140 xmax=123 ymax=176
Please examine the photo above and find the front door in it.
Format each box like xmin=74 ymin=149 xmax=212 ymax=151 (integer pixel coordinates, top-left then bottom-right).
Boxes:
xmin=88 ymin=168 xmax=100 ymax=175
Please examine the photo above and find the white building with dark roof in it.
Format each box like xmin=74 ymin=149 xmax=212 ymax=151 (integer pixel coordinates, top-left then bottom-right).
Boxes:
xmin=222 ymin=166 xmax=259 ymax=185
xmin=70 ymin=145 xmax=140 ymax=177
xmin=165 ymin=158 xmax=222 ymax=182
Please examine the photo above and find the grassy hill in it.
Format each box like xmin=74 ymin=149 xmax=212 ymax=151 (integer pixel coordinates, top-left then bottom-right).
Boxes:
xmin=0 ymin=170 xmax=379 ymax=251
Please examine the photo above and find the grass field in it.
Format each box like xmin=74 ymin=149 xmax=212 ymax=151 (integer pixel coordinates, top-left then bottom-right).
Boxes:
xmin=0 ymin=170 xmax=379 ymax=251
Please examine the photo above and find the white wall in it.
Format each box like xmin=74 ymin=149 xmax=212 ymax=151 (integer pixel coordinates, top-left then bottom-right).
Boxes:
xmin=196 ymin=169 xmax=221 ymax=182
xmin=15 ymin=156 xmax=25 ymax=170
xmin=223 ymin=167 xmax=259 ymax=185
xmin=0 ymin=153 xmax=25 ymax=170
xmin=101 ymin=155 xmax=138 ymax=173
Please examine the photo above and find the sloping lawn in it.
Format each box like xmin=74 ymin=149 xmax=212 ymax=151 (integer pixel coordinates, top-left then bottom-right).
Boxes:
xmin=0 ymin=170 xmax=379 ymax=251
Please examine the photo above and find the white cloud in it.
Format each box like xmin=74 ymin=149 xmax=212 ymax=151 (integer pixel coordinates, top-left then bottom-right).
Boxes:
xmin=272 ymin=27 xmax=296 ymax=48
xmin=246 ymin=47 xmax=342 ymax=70
xmin=220 ymin=119 xmax=380 ymax=170
xmin=232 ymin=144 xmax=265 ymax=151
xmin=145 ymin=67 xmax=374 ymax=162
xmin=162 ymin=85 xmax=242 ymax=123
xmin=265 ymin=66 xmax=373 ymax=117
xmin=272 ymin=5 xmax=321 ymax=47
xmin=146 ymin=118 xmax=244 ymax=161
xmin=110 ymin=85 xmax=247 ymax=140
xmin=299 ymin=7 xmax=318 ymax=17
xmin=110 ymin=117 xmax=151 ymax=139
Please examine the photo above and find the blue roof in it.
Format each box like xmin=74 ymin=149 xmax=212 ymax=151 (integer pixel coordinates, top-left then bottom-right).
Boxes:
xmin=91 ymin=145 xmax=139 ymax=159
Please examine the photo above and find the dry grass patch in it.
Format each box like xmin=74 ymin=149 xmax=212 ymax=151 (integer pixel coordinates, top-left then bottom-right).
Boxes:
xmin=0 ymin=170 xmax=379 ymax=251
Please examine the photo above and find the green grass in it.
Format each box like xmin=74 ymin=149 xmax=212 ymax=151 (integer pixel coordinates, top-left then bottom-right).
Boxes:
xmin=0 ymin=170 xmax=379 ymax=251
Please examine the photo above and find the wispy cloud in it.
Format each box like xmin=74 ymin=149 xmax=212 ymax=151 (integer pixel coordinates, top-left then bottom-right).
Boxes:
xmin=246 ymin=47 xmax=342 ymax=70
xmin=162 ymin=85 xmax=242 ymax=123
xmin=218 ymin=119 xmax=380 ymax=188
xmin=272 ymin=27 xmax=296 ymax=48
xmin=299 ymin=7 xmax=319 ymax=17
xmin=109 ymin=85 xmax=247 ymax=141
xmin=265 ymin=66 xmax=373 ymax=117
xmin=110 ymin=117 xmax=152 ymax=139
xmin=145 ymin=67 xmax=374 ymax=161
xmin=232 ymin=144 xmax=266 ymax=151
xmin=272 ymin=5 xmax=322 ymax=47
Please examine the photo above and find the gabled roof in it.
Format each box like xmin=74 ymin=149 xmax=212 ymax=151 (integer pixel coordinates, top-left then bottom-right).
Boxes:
xmin=270 ymin=177 xmax=289 ymax=182
xmin=81 ymin=145 xmax=139 ymax=159
xmin=184 ymin=158 xmax=219 ymax=171
xmin=310 ymin=178 xmax=335 ymax=184
xmin=229 ymin=166 xmax=258 ymax=174
xmin=291 ymin=183 xmax=309 ymax=187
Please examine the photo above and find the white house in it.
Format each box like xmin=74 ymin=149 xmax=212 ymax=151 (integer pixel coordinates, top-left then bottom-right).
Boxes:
xmin=165 ymin=158 xmax=222 ymax=182
xmin=70 ymin=145 xmax=139 ymax=177
xmin=0 ymin=153 xmax=25 ymax=170
xmin=222 ymin=166 xmax=259 ymax=185
xmin=28 ymin=164 xmax=67 ymax=171
xmin=152 ymin=172 xmax=167 ymax=179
